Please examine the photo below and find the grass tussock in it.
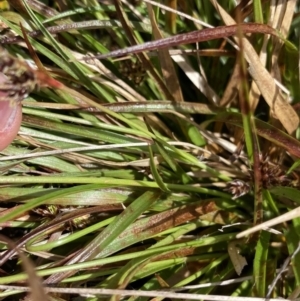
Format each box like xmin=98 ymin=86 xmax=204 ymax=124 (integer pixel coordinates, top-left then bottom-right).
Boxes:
xmin=0 ymin=0 xmax=300 ymax=300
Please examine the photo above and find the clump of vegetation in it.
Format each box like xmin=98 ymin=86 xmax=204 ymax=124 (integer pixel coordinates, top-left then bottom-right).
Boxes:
xmin=0 ymin=1 xmax=299 ymax=300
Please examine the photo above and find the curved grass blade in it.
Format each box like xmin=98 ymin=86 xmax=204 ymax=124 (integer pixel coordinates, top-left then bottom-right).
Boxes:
xmin=148 ymin=144 xmax=170 ymax=192
xmin=215 ymin=112 xmax=300 ymax=159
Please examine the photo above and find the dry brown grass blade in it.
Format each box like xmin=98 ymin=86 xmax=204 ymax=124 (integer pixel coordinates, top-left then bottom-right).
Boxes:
xmin=113 ymin=0 xmax=173 ymax=100
xmin=210 ymin=0 xmax=299 ymax=134
xmin=247 ymin=3 xmax=271 ymax=112
xmin=0 ymin=235 xmax=50 ymax=301
xmin=220 ymin=59 xmax=240 ymax=106
xmin=165 ymin=0 xmax=177 ymax=33
xmin=270 ymin=0 xmax=296 ymax=81
xmin=146 ymin=3 xmax=184 ymax=102
xmin=237 ymin=206 xmax=300 ymax=239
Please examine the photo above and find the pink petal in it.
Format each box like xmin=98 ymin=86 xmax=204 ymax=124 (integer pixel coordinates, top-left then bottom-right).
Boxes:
xmin=0 ymin=100 xmax=22 ymax=151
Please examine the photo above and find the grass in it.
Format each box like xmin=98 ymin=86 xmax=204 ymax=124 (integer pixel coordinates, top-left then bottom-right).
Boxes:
xmin=0 ymin=0 xmax=300 ymax=300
